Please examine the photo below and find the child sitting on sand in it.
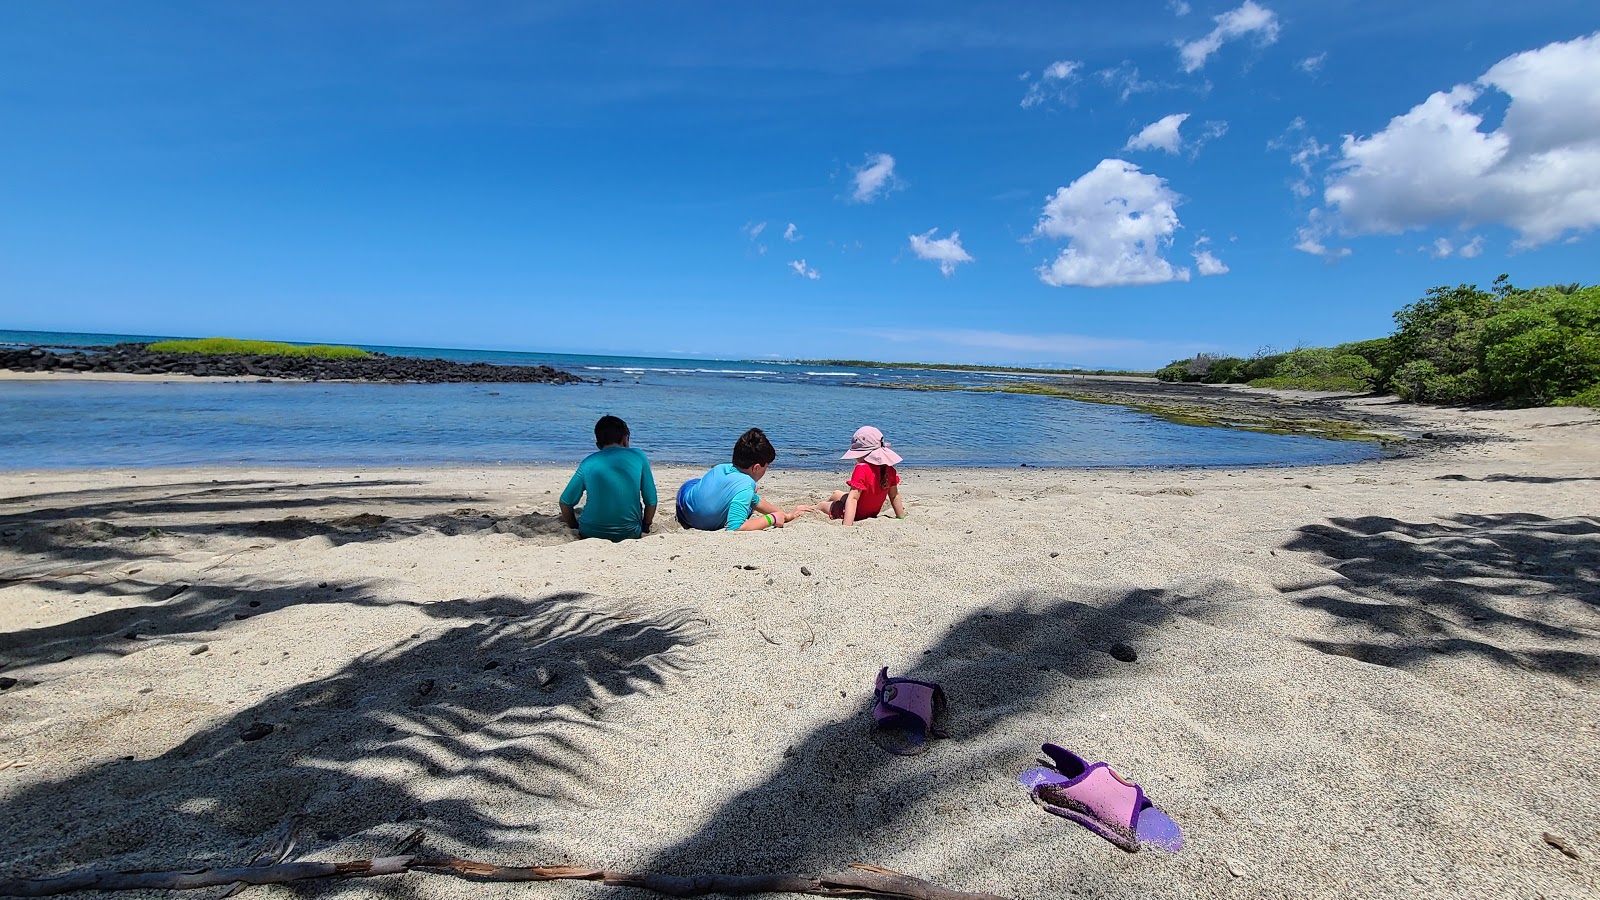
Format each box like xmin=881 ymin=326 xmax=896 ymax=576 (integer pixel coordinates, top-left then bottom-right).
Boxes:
xmin=558 ymin=415 xmax=658 ymax=540
xmin=823 ymin=426 xmax=905 ymax=525
xmin=675 ymin=427 xmax=809 ymax=532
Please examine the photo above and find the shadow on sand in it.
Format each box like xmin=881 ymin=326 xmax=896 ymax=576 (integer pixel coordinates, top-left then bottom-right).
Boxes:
xmin=0 ymin=591 xmax=706 ymax=886
xmin=1282 ymin=513 xmax=1600 ymax=681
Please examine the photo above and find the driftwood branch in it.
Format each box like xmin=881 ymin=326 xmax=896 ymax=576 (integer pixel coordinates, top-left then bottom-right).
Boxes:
xmin=218 ymin=815 xmax=301 ymax=898
xmin=0 ymin=856 xmax=1009 ymax=900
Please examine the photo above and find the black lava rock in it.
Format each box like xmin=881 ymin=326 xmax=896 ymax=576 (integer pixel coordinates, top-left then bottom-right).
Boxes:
xmin=0 ymin=344 xmax=587 ymax=385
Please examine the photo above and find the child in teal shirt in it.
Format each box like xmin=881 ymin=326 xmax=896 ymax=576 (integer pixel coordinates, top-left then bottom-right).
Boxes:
xmin=559 ymin=415 xmax=658 ymax=541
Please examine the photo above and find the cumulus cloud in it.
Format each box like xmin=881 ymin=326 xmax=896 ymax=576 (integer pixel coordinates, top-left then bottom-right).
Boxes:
xmin=908 ymin=228 xmax=974 ymax=277
xmin=1192 ymin=237 xmax=1229 ymax=275
xmin=1294 ymin=208 xmax=1349 ymax=260
xmin=1021 ymin=60 xmax=1083 ymax=108
xmin=1126 ymin=114 xmax=1227 ymax=157
xmin=1317 ymin=31 xmax=1600 ymax=248
xmin=788 ymin=259 xmax=820 ymax=280
xmin=1125 ymin=113 xmax=1190 ymax=153
xmin=783 ymin=223 xmax=800 ymax=242
xmin=1178 ymin=1 xmax=1281 ymax=73
xmin=850 ymin=153 xmax=899 ymax=203
xmin=1033 ymin=159 xmax=1192 ymax=288
xmin=1298 ymin=53 xmax=1327 ymax=75
xmin=1428 ymin=235 xmax=1487 ymax=258
xmin=1169 ymin=0 xmax=1191 ymax=14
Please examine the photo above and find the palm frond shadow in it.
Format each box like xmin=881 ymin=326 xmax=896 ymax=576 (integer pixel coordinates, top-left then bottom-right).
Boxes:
xmin=1282 ymin=513 xmax=1600 ymax=681
xmin=0 ymin=592 xmax=708 ymax=880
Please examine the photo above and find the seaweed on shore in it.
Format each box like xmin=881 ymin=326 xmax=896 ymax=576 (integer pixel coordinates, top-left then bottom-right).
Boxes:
xmin=857 ymin=381 xmax=1403 ymax=444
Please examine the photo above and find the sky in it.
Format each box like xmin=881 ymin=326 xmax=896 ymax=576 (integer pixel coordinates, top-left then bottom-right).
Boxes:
xmin=1 ymin=1 xmax=1597 ymax=368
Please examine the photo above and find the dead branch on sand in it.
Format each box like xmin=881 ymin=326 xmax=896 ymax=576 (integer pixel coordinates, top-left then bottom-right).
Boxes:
xmin=0 ymin=853 xmax=1010 ymax=900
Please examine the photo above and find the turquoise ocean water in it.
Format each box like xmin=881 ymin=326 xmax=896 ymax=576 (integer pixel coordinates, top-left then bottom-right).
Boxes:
xmin=0 ymin=330 xmax=1382 ymax=470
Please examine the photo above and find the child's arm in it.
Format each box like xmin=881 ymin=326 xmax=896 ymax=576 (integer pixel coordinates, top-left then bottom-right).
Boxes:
xmin=737 ymin=510 xmax=781 ymax=530
xmin=841 ymin=488 xmax=861 ymax=525
xmin=642 ymin=504 xmax=657 ymax=533
xmin=888 ymin=484 xmax=905 ymax=519
xmin=751 ymin=496 xmax=788 ymax=527
xmin=558 ymin=469 xmax=585 ymax=530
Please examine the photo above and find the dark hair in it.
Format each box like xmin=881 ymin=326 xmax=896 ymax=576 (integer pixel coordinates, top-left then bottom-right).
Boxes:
xmin=594 ymin=415 xmax=629 ymax=448
xmin=732 ymin=427 xmax=776 ymax=469
xmin=872 ymin=463 xmax=890 ymax=491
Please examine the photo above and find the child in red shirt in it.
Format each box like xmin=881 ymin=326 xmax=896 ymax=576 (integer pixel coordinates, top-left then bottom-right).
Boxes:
xmin=824 ymin=426 xmax=906 ymax=525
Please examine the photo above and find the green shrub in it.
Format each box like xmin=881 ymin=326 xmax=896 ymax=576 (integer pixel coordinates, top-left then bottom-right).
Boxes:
xmin=147 ymin=338 xmax=372 ymax=359
xmin=1155 ymin=360 xmax=1191 ymax=382
xmin=1391 ymin=359 xmax=1487 ymax=403
xmin=1477 ymin=288 xmax=1600 ymax=405
xmin=1555 ymin=383 xmax=1600 ymax=408
xmin=1380 ymin=283 xmax=1500 ymax=396
xmin=1200 ymin=356 xmax=1246 ymax=384
xmin=1246 ymin=346 xmax=1376 ymax=392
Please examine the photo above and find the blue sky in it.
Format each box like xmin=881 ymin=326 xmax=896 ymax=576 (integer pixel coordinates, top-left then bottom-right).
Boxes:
xmin=1 ymin=1 xmax=1596 ymax=368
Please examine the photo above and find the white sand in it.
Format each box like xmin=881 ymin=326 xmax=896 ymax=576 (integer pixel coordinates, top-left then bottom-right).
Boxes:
xmin=0 ymin=397 xmax=1596 ymax=899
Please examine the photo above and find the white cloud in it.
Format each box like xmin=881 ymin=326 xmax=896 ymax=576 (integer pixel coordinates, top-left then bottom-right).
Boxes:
xmin=1125 ymin=113 xmax=1190 ymax=154
xmin=741 ymin=221 xmax=768 ymax=255
xmin=1178 ymin=1 xmax=1281 ymax=73
xmin=1097 ymin=63 xmax=1162 ymax=102
xmin=1033 ymin=159 xmax=1192 ymax=288
xmin=1427 ymin=235 xmax=1487 ymax=258
xmin=1191 ymin=237 xmax=1229 ymax=275
xmin=1298 ymin=53 xmax=1327 ymax=75
xmin=1021 ymin=60 xmax=1082 ymax=109
xmin=1294 ymin=208 xmax=1349 ymax=260
xmin=1194 ymin=250 xmax=1229 ymax=275
xmin=788 ymin=259 xmax=820 ymax=280
xmin=1169 ymin=0 xmax=1192 ymax=15
xmin=1319 ymin=31 xmax=1600 ymax=248
xmin=850 ymin=153 xmax=899 ymax=203
xmin=908 ymin=228 xmax=974 ymax=277
xmin=783 ymin=223 xmax=800 ymax=242
xmin=1269 ymin=117 xmax=1330 ymax=198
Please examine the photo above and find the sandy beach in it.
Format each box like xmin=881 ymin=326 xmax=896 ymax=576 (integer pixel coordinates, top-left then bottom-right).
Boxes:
xmin=1 ymin=393 xmax=1596 ymax=899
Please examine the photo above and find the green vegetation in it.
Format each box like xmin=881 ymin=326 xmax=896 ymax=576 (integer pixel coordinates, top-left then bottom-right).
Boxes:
xmin=146 ymin=338 xmax=372 ymax=359
xmin=796 ymin=359 xmax=1155 ymax=377
xmin=1155 ymin=277 xmax=1600 ymax=408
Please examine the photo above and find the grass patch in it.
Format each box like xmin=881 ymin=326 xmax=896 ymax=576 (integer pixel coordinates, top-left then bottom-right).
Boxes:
xmin=1247 ymin=375 xmax=1372 ymax=392
xmin=863 ymin=381 xmax=1398 ymax=443
xmin=147 ymin=338 xmax=372 ymax=359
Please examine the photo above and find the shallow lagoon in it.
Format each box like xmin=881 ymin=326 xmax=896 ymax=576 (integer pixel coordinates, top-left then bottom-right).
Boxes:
xmin=0 ymin=374 xmax=1381 ymax=470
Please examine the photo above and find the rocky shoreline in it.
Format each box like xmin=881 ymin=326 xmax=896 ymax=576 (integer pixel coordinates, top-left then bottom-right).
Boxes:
xmin=0 ymin=344 xmax=586 ymax=384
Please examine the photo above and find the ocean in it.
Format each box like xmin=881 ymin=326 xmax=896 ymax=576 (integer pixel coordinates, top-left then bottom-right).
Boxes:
xmin=0 ymin=330 xmax=1383 ymax=470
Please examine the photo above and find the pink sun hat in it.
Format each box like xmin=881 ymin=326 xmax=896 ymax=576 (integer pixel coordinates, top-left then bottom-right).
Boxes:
xmin=842 ymin=426 xmax=903 ymax=466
